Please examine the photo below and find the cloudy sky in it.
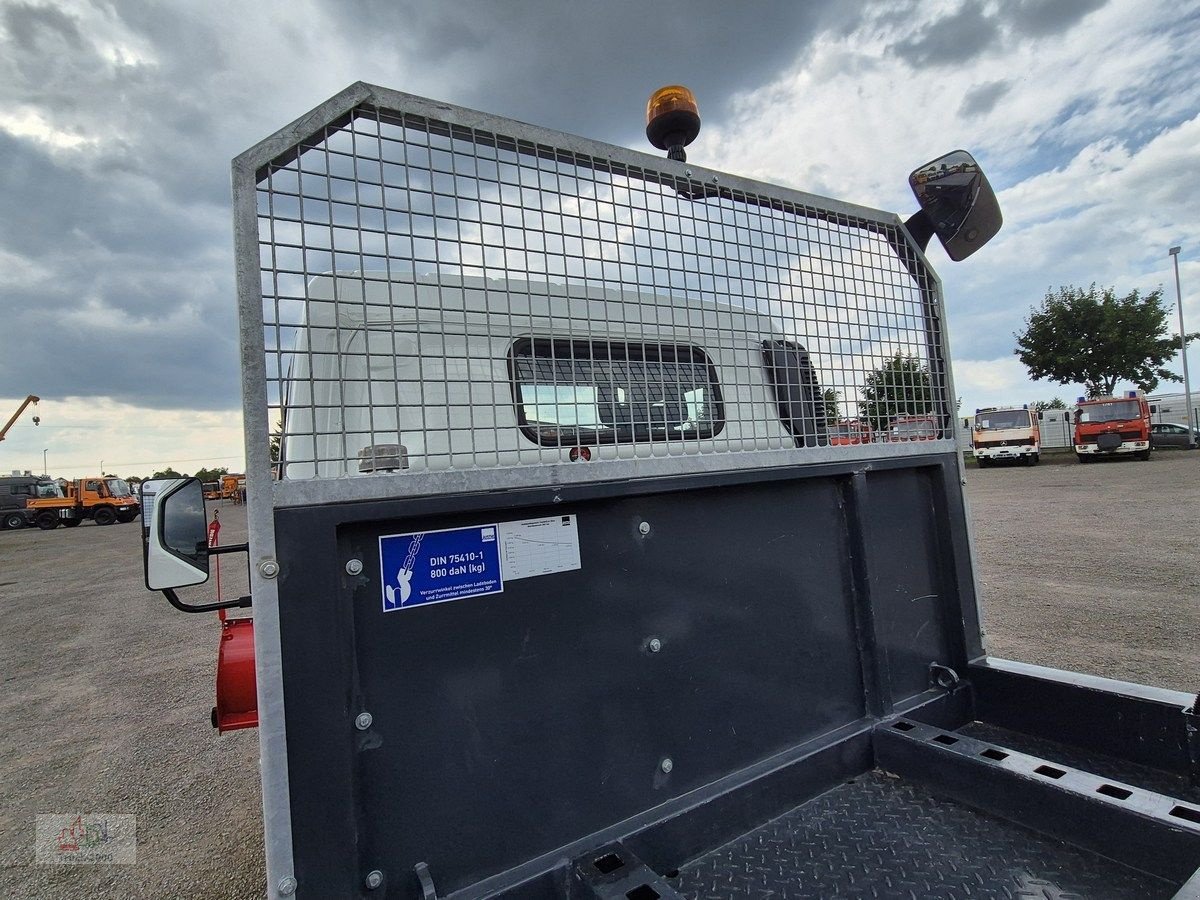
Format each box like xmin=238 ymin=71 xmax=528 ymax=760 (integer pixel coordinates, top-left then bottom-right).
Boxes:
xmin=1 ymin=0 xmax=1197 ymax=476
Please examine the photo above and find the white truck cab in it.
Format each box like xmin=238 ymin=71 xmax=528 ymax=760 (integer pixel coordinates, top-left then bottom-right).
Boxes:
xmin=972 ymin=405 xmax=1040 ymax=466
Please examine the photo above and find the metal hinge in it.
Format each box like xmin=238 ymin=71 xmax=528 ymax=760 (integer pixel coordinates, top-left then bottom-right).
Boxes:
xmin=415 ymin=862 xmax=438 ymax=900
xmin=929 ymin=663 xmax=961 ymax=690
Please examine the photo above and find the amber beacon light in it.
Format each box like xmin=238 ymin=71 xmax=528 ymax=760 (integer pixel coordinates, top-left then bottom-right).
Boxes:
xmin=646 ymin=85 xmax=701 ymax=162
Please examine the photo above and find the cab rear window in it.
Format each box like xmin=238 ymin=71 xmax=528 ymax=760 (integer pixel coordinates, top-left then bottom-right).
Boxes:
xmin=510 ymin=338 xmax=724 ymax=446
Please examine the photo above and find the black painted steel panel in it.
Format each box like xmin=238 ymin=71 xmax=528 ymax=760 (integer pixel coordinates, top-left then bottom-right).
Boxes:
xmin=344 ymin=478 xmax=865 ymax=893
xmin=861 ymin=468 xmax=956 ymax=700
xmin=269 ymin=457 xmax=985 ymax=895
xmin=960 ymin=722 xmax=1200 ymax=804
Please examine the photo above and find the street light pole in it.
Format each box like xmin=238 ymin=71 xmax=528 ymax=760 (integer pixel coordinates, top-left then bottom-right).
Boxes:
xmin=43 ymin=449 xmax=47 ymax=477
xmin=1169 ymin=246 xmax=1194 ymax=435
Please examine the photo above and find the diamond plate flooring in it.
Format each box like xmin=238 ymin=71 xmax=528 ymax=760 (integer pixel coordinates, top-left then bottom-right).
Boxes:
xmin=670 ymin=771 xmax=1177 ymax=899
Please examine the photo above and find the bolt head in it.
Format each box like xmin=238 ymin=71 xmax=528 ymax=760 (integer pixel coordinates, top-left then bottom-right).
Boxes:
xmin=355 ymin=711 xmax=373 ymax=731
xmin=648 ymin=638 xmax=662 ymax=653
xmin=365 ymin=870 xmax=384 ymax=889
xmin=638 ymin=521 xmax=651 ymax=535
xmin=259 ymin=560 xmax=279 ymax=578
xmin=660 ymin=757 xmax=674 ymax=774
xmin=345 ymin=558 xmax=364 ymax=576
xmin=277 ymin=876 xmax=298 ymax=896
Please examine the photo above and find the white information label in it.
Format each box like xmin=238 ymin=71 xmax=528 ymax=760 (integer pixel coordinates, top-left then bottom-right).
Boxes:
xmin=498 ymin=515 xmax=581 ymax=581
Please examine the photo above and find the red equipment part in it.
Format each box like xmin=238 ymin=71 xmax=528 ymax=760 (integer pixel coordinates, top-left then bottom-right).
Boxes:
xmin=212 ymin=617 xmax=258 ymax=732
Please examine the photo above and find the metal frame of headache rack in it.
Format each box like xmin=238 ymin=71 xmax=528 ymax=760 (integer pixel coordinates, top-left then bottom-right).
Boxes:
xmin=231 ymin=83 xmax=1200 ymax=900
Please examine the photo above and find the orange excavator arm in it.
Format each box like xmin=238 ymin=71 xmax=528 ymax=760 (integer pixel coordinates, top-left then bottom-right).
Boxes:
xmin=0 ymin=395 xmax=40 ymax=441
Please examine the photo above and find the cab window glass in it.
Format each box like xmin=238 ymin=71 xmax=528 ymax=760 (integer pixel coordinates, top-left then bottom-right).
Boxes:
xmin=510 ymin=339 xmax=723 ymax=445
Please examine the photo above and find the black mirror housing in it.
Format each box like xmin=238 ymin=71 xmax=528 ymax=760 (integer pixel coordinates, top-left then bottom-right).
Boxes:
xmin=909 ymin=150 xmax=1002 ymax=261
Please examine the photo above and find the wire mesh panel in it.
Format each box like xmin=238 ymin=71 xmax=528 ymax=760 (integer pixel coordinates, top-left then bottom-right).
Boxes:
xmin=249 ymin=92 xmax=950 ymax=489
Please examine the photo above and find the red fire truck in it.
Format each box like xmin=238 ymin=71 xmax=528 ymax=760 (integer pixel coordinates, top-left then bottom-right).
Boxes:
xmin=1073 ymin=391 xmax=1152 ymax=462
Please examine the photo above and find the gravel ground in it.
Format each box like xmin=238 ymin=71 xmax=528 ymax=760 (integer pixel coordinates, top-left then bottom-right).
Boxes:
xmin=0 ymin=502 xmax=263 ymax=899
xmin=967 ymin=448 xmax=1200 ymax=691
xmin=0 ymin=455 xmax=1196 ymax=898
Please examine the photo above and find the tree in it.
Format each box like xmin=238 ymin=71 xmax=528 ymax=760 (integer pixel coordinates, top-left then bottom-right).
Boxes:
xmin=151 ymin=468 xmax=185 ymax=479
xmin=270 ymin=420 xmax=282 ymax=463
xmin=193 ymin=466 xmax=229 ymax=483
xmin=858 ymin=353 xmax=934 ymax=431
xmin=1015 ymin=284 xmax=1197 ymax=397
xmin=1031 ymin=397 xmax=1067 ymax=411
xmin=822 ymin=388 xmax=840 ymax=425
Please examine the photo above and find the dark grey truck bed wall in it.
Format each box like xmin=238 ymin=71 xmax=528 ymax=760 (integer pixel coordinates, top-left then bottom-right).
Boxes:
xmin=273 ymin=454 xmax=978 ymax=895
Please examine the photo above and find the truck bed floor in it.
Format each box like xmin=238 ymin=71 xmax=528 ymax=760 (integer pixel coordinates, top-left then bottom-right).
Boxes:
xmin=669 ymin=770 xmax=1177 ymax=899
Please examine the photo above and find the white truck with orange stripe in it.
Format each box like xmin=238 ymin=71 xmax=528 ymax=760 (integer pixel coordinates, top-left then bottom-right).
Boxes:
xmin=972 ymin=405 xmax=1040 ymax=466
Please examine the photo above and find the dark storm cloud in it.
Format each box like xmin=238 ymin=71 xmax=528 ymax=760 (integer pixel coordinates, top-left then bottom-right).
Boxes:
xmin=891 ymin=5 xmax=1000 ymax=68
xmin=0 ymin=0 xmax=847 ymax=411
xmin=2 ymin=2 xmax=294 ymax=410
xmin=959 ymin=80 xmax=1011 ymax=117
xmin=1008 ymin=0 xmax=1108 ymax=38
xmin=3 ymin=2 xmax=84 ymax=57
xmin=890 ymin=0 xmax=1109 ymax=70
xmin=337 ymin=0 xmax=837 ymax=144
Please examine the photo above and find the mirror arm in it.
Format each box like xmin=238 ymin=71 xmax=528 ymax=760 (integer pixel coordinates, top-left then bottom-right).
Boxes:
xmin=209 ymin=542 xmax=249 ymax=557
xmin=904 ymin=209 xmax=935 ymax=252
xmin=162 ymin=588 xmax=253 ymax=614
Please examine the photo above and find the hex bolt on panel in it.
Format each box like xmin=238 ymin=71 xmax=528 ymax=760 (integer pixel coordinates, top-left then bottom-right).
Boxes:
xmin=345 ymin=558 xmax=364 ymax=576
xmin=259 ymin=560 xmax=279 ymax=579
xmin=276 ymin=876 xmax=297 ymax=896
xmin=355 ymin=712 xmax=373 ymax=731
xmin=638 ymin=521 xmax=651 ymax=535
xmin=661 ymin=757 xmax=674 ymax=774
xmin=364 ymin=870 xmax=384 ymax=890
xmin=648 ymin=638 xmax=663 ymax=653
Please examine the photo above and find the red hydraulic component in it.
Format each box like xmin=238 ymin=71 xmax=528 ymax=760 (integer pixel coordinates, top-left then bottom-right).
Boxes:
xmin=212 ymin=617 xmax=258 ymax=732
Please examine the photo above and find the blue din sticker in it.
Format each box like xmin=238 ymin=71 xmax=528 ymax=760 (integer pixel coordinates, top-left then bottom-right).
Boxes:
xmin=379 ymin=525 xmax=502 ymax=612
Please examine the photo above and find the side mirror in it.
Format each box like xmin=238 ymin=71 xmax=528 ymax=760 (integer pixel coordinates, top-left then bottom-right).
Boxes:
xmin=907 ymin=150 xmax=1002 ymax=261
xmin=143 ymin=478 xmax=209 ymax=591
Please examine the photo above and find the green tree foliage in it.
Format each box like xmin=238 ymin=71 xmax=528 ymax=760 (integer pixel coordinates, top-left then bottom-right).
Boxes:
xmin=1031 ymin=397 xmax=1067 ymax=411
xmin=151 ymin=468 xmax=185 ymax=479
xmin=1015 ymin=284 xmax=1197 ymax=397
xmin=822 ymin=388 xmax=840 ymax=425
xmin=270 ymin=420 xmax=282 ymax=463
xmin=193 ymin=466 xmax=229 ymax=484
xmin=858 ymin=353 xmax=934 ymax=431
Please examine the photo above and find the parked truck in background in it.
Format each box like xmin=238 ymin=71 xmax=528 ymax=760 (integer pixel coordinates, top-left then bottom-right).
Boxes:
xmin=827 ymin=419 xmax=873 ymax=445
xmin=138 ymin=83 xmax=1200 ymax=899
xmin=1074 ymin=392 xmax=1152 ymax=462
xmin=0 ymin=472 xmax=63 ymax=530
xmin=972 ymin=405 xmax=1040 ymax=466
xmin=884 ymin=414 xmax=939 ymax=442
xmin=221 ymin=473 xmax=246 ymax=501
xmin=27 ymin=475 xmax=139 ymax=528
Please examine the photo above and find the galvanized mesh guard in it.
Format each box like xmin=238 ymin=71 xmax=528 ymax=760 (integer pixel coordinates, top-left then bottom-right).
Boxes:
xmin=253 ymin=100 xmax=948 ymax=482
